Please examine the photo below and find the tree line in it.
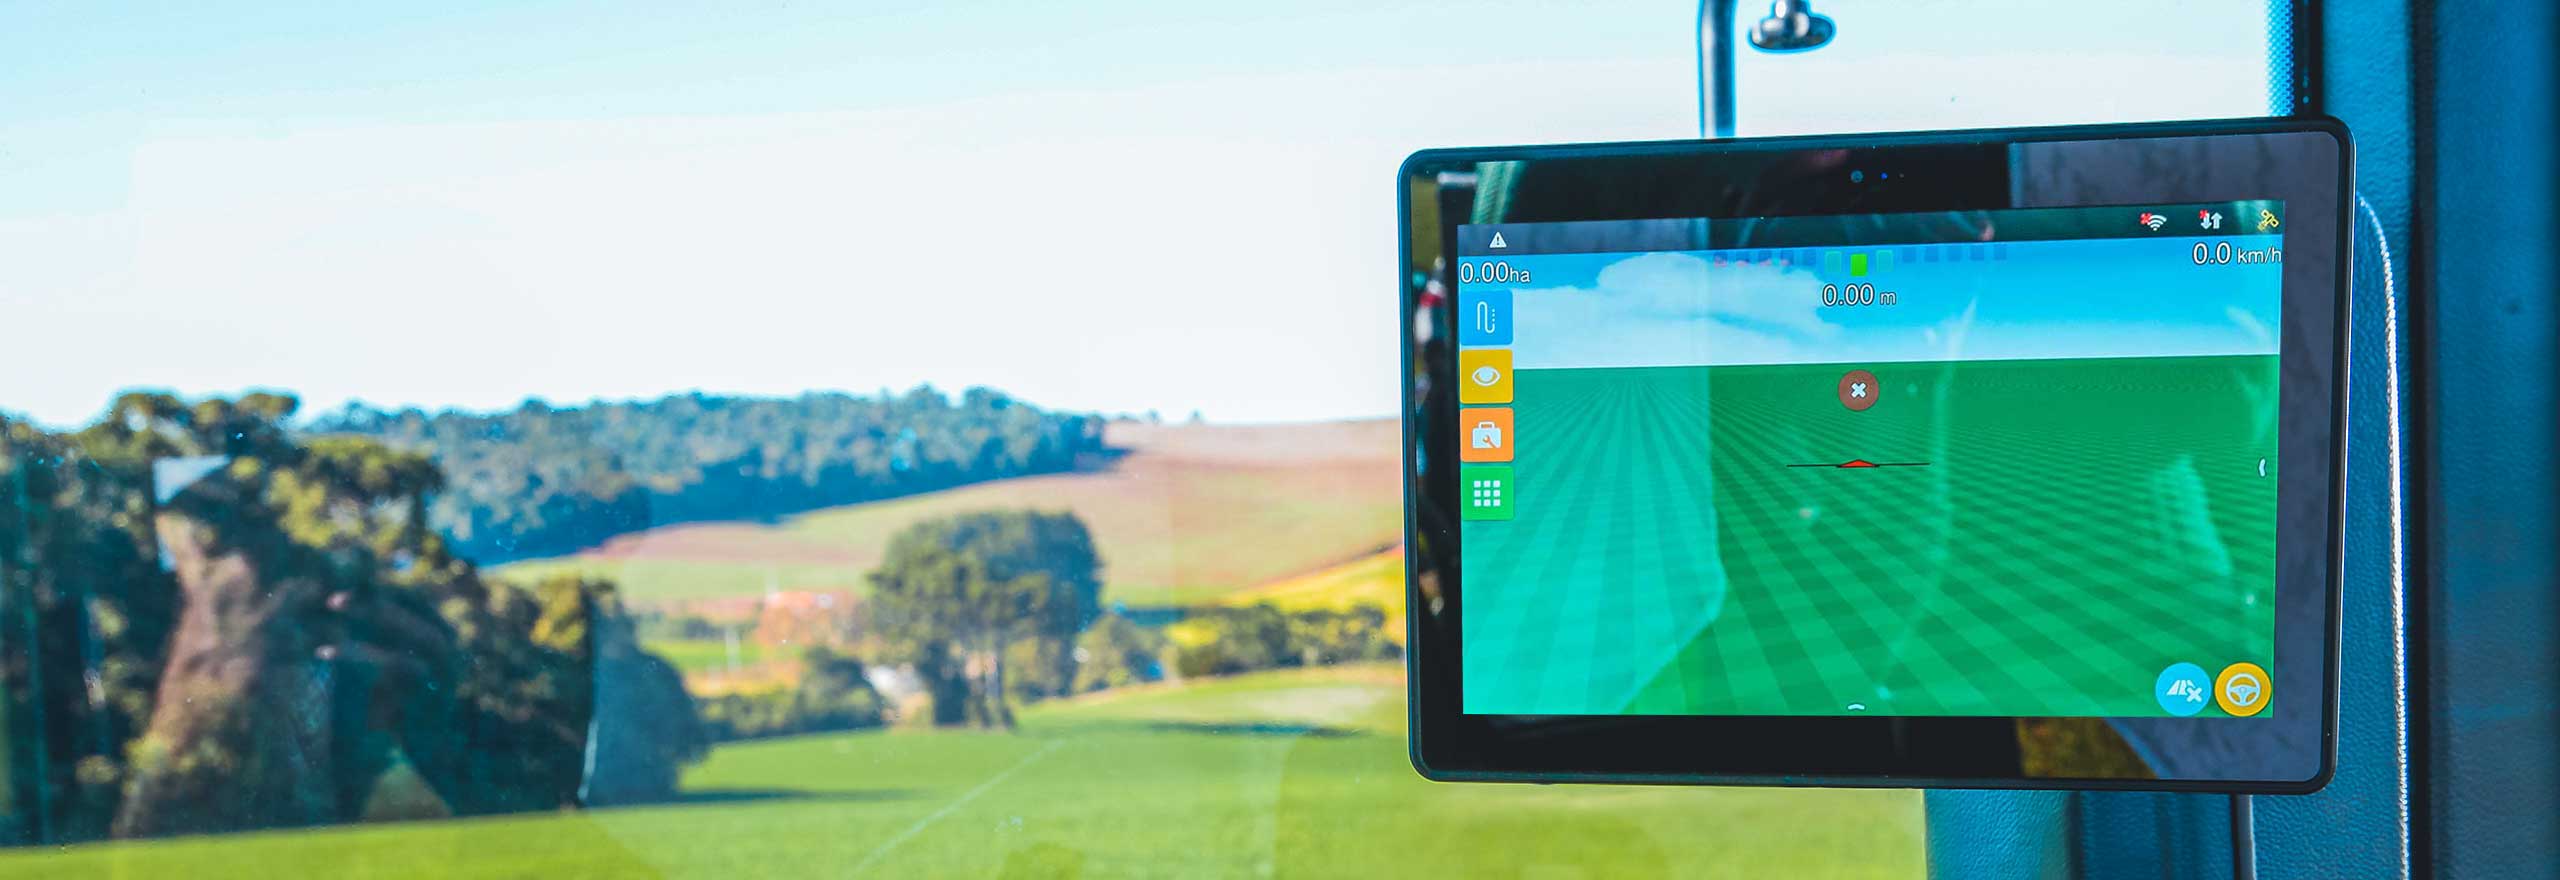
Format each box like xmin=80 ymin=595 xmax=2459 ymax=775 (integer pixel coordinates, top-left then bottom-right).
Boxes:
xmin=310 ymin=387 xmax=1105 ymax=563
xmin=1 ymin=393 xmax=700 ymax=845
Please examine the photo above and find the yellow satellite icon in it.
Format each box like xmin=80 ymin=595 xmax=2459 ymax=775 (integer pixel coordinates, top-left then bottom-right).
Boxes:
xmin=2256 ymin=209 xmax=2282 ymax=232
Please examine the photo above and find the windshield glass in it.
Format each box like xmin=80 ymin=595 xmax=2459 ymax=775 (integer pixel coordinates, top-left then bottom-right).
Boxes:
xmin=2 ymin=3 xmax=2285 ymax=876
xmin=1725 ymin=0 xmax=2292 ymax=135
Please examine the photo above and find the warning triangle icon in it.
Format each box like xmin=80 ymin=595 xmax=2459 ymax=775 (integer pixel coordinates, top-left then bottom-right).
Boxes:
xmin=1488 ymin=232 xmax=1507 ymax=249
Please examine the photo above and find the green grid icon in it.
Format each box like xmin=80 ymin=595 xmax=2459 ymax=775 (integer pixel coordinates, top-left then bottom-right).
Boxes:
xmin=1460 ymin=465 xmax=1514 ymax=520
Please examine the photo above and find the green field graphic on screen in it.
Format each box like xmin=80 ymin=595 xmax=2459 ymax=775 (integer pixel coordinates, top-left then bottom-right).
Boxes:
xmin=1453 ymin=215 xmax=2285 ymax=719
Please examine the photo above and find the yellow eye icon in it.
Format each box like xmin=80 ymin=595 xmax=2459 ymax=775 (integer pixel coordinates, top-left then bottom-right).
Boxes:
xmin=1458 ymin=350 xmax=1513 ymax=404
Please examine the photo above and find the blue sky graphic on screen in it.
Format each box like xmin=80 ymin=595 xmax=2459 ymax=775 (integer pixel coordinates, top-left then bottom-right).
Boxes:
xmin=1506 ymin=236 xmax=2281 ymax=372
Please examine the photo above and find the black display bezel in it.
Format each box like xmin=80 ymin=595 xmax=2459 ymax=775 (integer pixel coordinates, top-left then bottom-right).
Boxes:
xmin=1398 ymin=117 xmax=2350 ymax=793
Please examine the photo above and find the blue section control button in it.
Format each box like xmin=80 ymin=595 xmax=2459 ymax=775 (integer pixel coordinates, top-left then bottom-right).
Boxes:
xmin=2156 ymin=662 xmax=2212 ymax=716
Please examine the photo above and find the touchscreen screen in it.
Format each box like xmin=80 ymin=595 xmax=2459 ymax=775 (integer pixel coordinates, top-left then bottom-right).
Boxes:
xmin=1454 ymin=202 xmax=2287 ymax=720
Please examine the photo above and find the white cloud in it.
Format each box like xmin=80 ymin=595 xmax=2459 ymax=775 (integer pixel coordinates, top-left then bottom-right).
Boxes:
xmin=1514 ymin=255 xmax=2273 ymax=372
xmin=1596 ymin=252 xmax=1841 ymax=339
xmin=2224 ymin=304 xmax=2275 ymax=352
xmin=1511 ymin=252 xmax=1845 ymax=370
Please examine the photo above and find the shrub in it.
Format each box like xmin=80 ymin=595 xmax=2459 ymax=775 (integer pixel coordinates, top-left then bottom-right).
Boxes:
xmin=1071 ymin=613 xmax=1167 ymax=692
xmin=1164 ymin=604 xmax=1398 ymax=680
xmin=696 ymin=647 xmax=886 ymax=741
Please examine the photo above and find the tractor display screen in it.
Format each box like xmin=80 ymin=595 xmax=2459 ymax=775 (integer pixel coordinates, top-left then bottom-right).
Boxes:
xmin=1450 ymin=203 xmax=2287 ymax=721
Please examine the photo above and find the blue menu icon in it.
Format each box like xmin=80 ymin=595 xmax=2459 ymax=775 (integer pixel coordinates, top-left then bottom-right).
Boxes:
xmin=1459 ymin=288 xmax=1511 ymax=346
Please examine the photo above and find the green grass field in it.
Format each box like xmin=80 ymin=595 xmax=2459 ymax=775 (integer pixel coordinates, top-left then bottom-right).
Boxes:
xmin=644 ymin=637 xmax=766 ymax=675
xmin=492 ymin=420 xmax=1402 ymax=607
xmin=1 ymin=666 xmax=1923 ymax=878
xmin=1465 ymin=356 xmax=2278 ymax=718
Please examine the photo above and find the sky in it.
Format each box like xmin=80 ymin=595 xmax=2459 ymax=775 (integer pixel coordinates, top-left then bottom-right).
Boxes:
xmin=1488 ymin=236 xmax=2285 ymax=372
xmin=0 ymin=1 xmax=2280 ymax=428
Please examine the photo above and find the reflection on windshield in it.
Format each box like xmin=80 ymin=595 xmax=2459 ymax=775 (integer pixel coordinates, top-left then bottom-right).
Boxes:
xmin=0 ymin=1 xmax=2301 ymax=876
xmin=2 ymin=403 xmax=1920 ymax=875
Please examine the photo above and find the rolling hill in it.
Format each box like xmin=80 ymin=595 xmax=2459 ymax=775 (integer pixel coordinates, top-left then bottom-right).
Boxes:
xmin=494 ymin=419 xmax=1402 ymax=608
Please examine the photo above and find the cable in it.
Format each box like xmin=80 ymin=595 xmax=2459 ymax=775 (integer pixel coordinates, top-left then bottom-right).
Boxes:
xmin=2231 ymin=793 xmax=2257 ymax=880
